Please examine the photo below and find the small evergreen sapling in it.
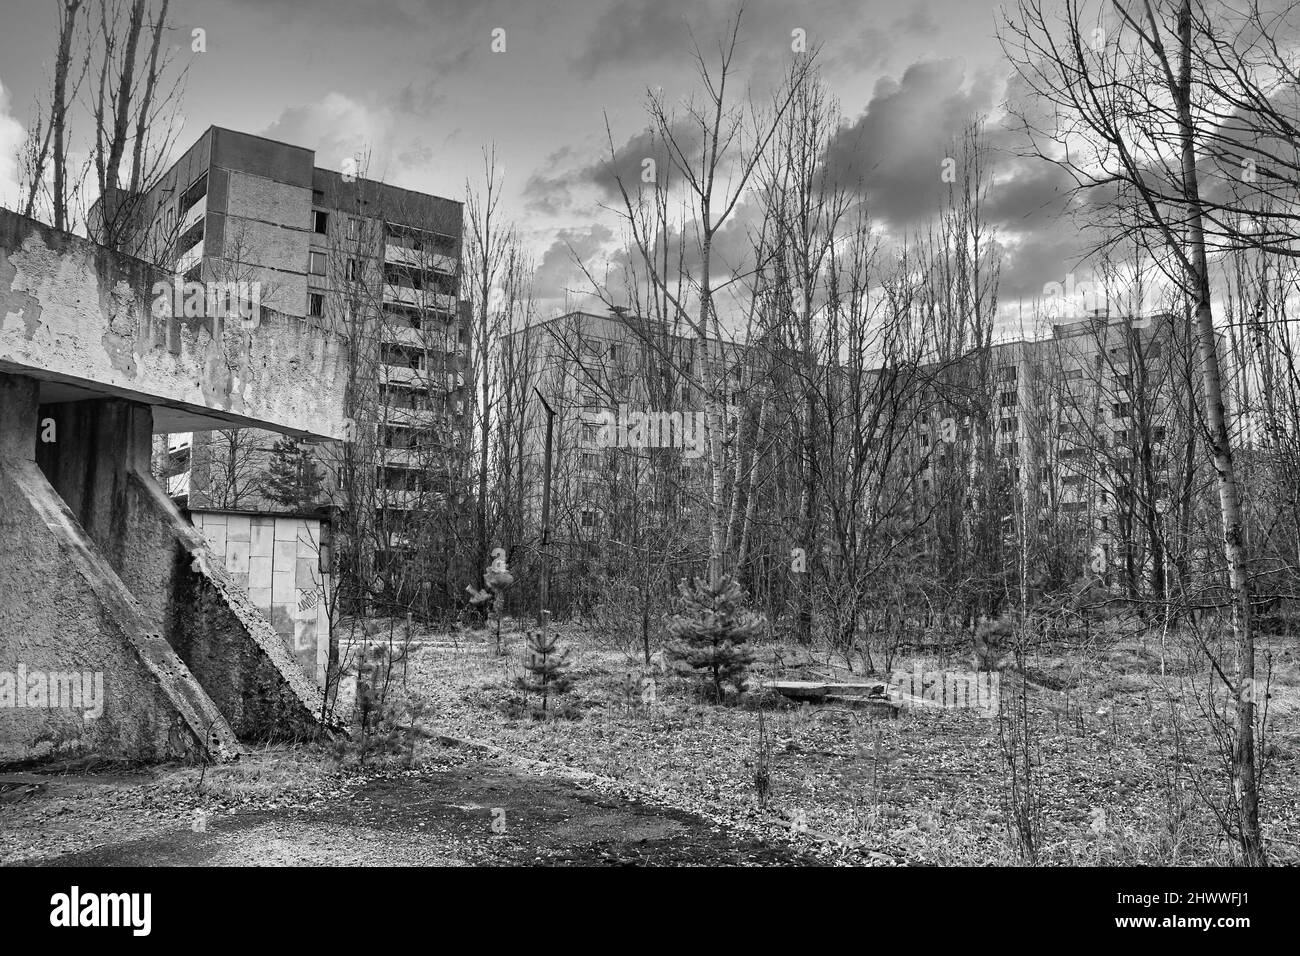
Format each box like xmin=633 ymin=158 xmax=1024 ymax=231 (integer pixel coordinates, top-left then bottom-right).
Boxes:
xmin=262 ymin=436 xmax=323 ymax=510
xmin=516 ymin=628 xmax=573 ymax=715
xmin=667 ymin=575 xmax=762 ymax=703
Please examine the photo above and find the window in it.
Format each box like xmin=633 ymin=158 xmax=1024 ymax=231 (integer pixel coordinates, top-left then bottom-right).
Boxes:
xmin=348 ymin=217 xmax=360 ymax=240
xmin=581 ymin=510 xmax=596 ymax=529
xmin=1148 ymin=342 xmax=1163 ymax=359
xmin=312 ymin=188 xmax=325 ymax=205
xmin=1112 ymin=402 xmax=1131 ymax=419
xmin=998 ymin=365 xmax=1017 ymax=383
xmin=999 ymin=417 xmax=1016 ymax=433
xmin=348 ymin=258 xmax=361 ymax=282
xmin=1063 ymin=368 xmax=1083 ymax=381
xmin=312 ymin=210 xmax=329 ymax=234
xmin=999 ymin=391 xmax=1018 ymax=408
xmin=309 ymin=251 xmax=327 ymax=276
xmin=1152 ymin=426 xmax=1167 ymax=443
xmin=1118 ymin=373 xmax=1133 ymax=390
xmin=308 ymin=293 xmax=324 ymax=318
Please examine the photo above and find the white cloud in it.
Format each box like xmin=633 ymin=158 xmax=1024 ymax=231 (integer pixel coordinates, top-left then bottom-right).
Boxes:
xmin=260 ymin=92 xmax=396 ymax=179
xmin=0 ymin=76 xmax=27 ymax=211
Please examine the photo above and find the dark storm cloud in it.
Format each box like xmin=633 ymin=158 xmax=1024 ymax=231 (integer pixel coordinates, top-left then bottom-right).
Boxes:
xmin=590 ymin=118 xmax=703 ymax=200
xmin=822 ymin=58 xmax=1000 ymax=226
xmin=521 ymin=117 xmax=704 ymax=217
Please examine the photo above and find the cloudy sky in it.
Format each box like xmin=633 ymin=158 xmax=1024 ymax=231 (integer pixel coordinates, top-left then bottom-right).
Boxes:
xmin=0 ymin=0 xmax=1092 ymax=328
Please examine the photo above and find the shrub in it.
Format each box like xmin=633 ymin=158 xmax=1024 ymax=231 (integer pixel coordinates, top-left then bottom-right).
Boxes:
xmin=667 ymin=575 xmax=762 ymax=703
xmin=516 ymin=628 xmax=573 ymax=716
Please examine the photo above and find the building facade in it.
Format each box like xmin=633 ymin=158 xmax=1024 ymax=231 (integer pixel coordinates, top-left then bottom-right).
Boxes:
xmin=112 ymin=127 xmax=472 ymax=602
xmin=509 ymin=309 xmax=1210 ymax=600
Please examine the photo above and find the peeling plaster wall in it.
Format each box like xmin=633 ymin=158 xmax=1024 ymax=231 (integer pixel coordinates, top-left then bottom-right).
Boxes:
xmin=0 ymin=209 xmax=349 ymax=440
xmin=0 ymin=462 xmax=209 ymax=764
xmin=31 ymin=396 xmax=330 ymax=744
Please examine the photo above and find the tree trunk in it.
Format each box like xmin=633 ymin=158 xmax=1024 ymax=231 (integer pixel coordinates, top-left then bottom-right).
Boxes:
xmin=1171 ymin=0 xmax=1264 ymax=865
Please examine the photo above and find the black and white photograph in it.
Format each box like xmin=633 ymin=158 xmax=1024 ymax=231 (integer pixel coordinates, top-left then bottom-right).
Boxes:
xmin=0 ymin=0 xmax=1291 ymax=925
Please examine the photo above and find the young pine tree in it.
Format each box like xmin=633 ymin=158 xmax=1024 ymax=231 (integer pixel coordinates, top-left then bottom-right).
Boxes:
xmin=516 ymin=629 xmax=572 ymax=715
xmin=262 ymin=437 xmax=323 ymax=511
xmin=667 ymin=576 xmax=762 ymax=703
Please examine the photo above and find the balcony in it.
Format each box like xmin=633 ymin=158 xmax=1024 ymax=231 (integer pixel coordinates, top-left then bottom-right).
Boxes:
xmin=380 ymin=489 xmax=422 ymax=511
xmin=383 ymin=283 xmax=456 ymax=311
xmin=379 ymin=447 xmax=420 ymax=467
xmin=384 ymin=406 xmax=440 ymax=427
xmin=175 ymin=239 xmax=205 ymax=276
xmin=384 ymin=243 xmax=456 ymax=274
xmin=180 ymin=195 xmax=207 ymax=235
xmin=381 ymin=323 xmax=426 ymax=348
xmin=379 ymin=365 xmax=430 ymax=388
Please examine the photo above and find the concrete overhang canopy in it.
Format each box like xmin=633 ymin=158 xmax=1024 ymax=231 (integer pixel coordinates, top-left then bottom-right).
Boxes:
xmin=0 ymin=208 xmax=349 ymax=440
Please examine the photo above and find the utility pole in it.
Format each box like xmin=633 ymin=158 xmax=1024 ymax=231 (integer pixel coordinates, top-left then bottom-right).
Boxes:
xmin=534 ymin=387 xmax=555 ymax=624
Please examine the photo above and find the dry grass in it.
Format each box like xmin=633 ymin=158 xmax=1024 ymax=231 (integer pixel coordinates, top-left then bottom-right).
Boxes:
xmin=351 ymin=616 xmax=1300 ymax=866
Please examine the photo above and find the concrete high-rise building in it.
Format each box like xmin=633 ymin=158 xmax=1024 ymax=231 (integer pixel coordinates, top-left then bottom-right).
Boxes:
xmin=111 ymin=126 xmax=471 ymax=522
xmin=104 ymin=126 xmax=472 ymax=624
xmin=507 ymin=309 xmax=1210 ymax=595
xmin=504 ymin=309 xmax=748 ymax=535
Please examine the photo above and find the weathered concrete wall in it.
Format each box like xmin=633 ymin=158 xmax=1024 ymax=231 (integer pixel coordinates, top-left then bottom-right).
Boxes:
xmin=0 ymin=208 xmax=349 ymax=440
xmin=0 ymin=379 xmax=240 ymax=764
xmin=0 ymin=462 xmax=238 ymax=764
xmin=135 ymin=476 xmax=330 ymax=741
xmin=29 ymin=394 xmax=331 ymax=744
xmin=0 ymin=205 xmax=349 ymax=764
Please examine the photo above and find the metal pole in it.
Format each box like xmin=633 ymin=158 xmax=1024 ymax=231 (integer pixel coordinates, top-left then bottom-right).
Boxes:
xmin=534 ymin=387 xmax=555 ymax=624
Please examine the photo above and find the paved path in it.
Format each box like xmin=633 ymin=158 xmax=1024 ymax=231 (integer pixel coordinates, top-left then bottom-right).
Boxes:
xmin=5 ymin=765 xmax=817 ymax=867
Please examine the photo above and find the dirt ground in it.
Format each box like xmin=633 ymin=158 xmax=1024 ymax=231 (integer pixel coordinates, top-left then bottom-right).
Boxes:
xmin=4 ymin=619 xmax=1298 ymax=867
xmin=0 ymin=752 xmax=818 ymax=866
xmin=379 ymin=620 xmax=1300 ymax=866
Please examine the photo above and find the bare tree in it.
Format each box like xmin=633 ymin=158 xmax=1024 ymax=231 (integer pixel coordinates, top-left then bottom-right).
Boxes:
xmin=602 ymin=12 xmax=813 ymax=584
xmin=1001 ymin=0 xmax=1269 ymax=864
